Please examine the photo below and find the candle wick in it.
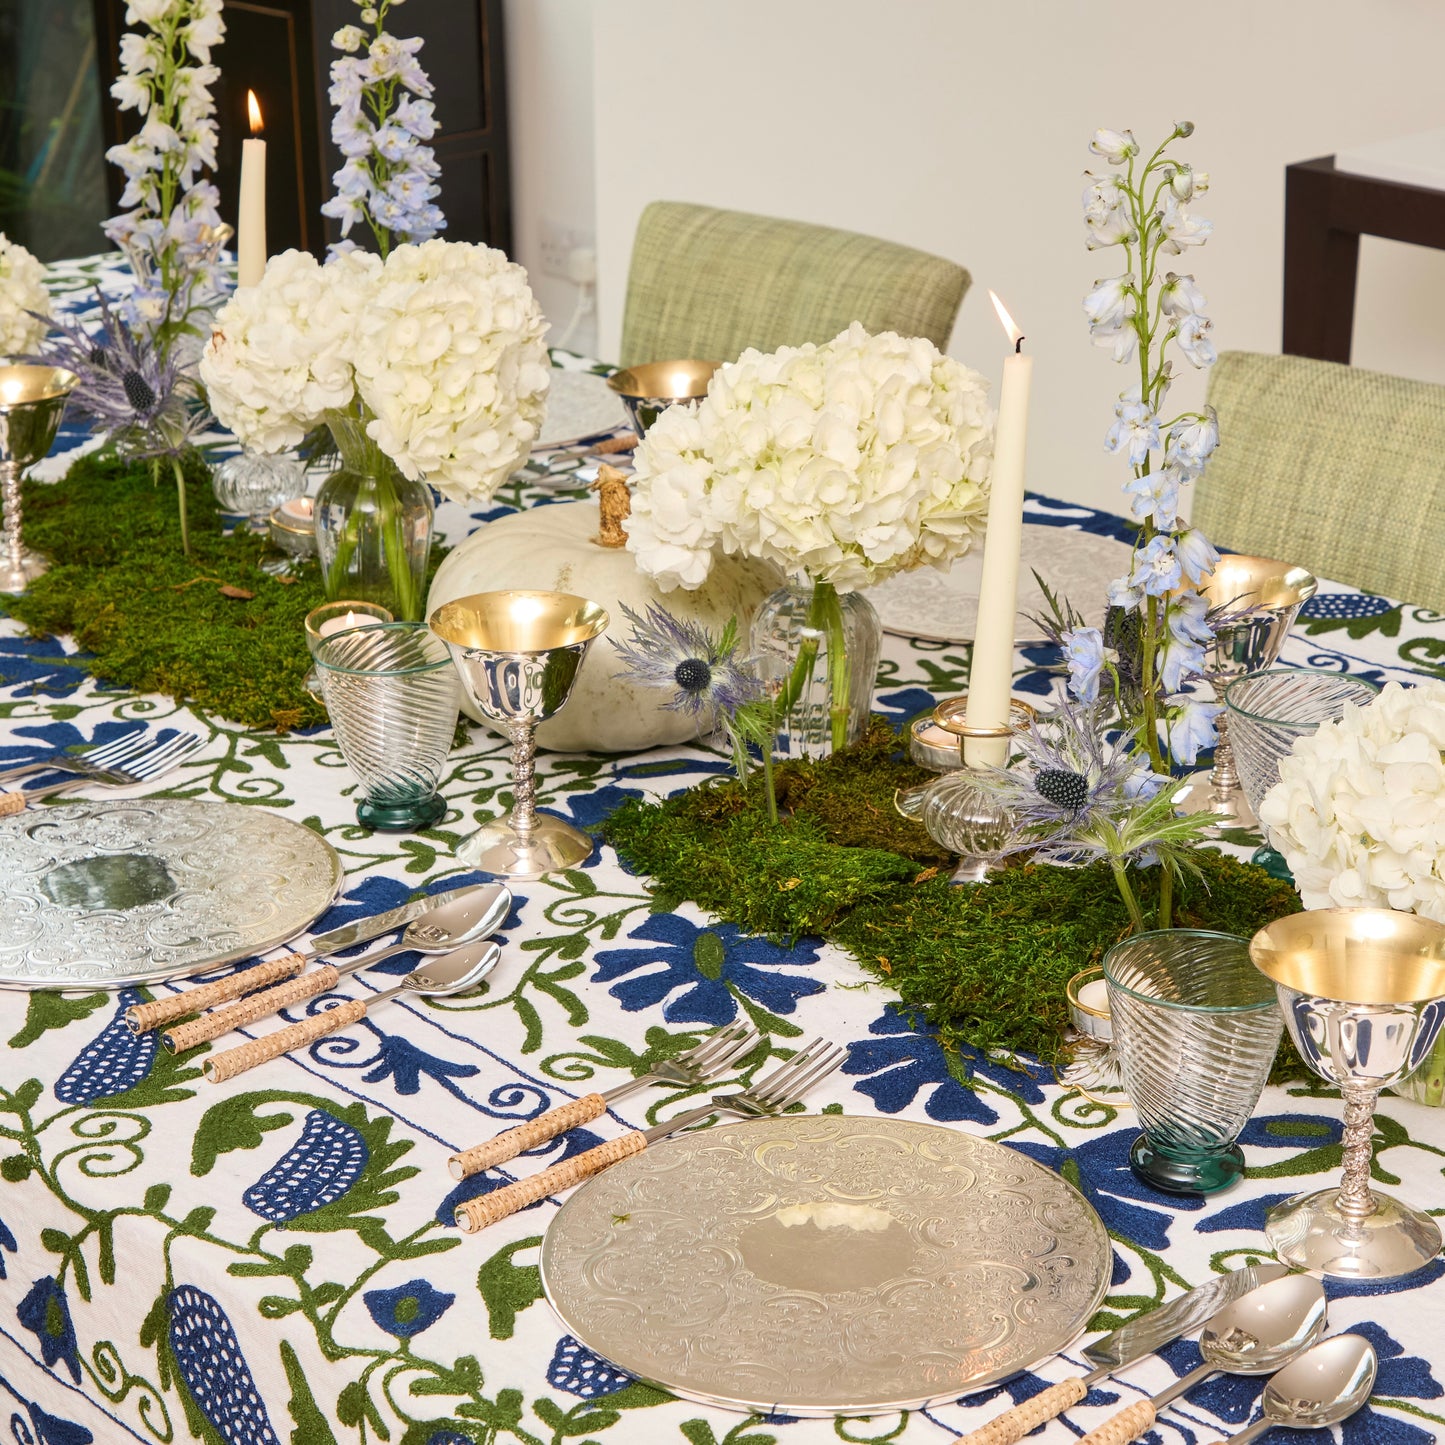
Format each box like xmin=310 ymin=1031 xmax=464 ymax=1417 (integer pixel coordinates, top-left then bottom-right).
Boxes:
xmin=1014 ymin=335 xmax=1025 ymax=354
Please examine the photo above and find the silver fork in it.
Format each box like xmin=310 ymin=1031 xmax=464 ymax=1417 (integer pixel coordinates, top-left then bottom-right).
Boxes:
xmin=448 ymin=1019 xmax=761 ymax=1178
xmin=0 ymin=731 xmax=205 ymax=817
xmin=0 ymin=727 xmax=152 ymax=786
xmin=455 ymin=1036 xmax=846 ymax=1233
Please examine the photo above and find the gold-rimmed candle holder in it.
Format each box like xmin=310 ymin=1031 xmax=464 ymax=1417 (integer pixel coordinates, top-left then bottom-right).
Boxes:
xmin=606 ymin=359 xmax=721 ymax=435
xmin=1173 ymin=555 xmax=1317 ymax=827
xmin=1250 ymin=908 xmax=1445 ymax=1279
xmin=0 ymin=366 xmax=79 ymax=595
xmin=429 ymin=590 xmax=609 ymax=879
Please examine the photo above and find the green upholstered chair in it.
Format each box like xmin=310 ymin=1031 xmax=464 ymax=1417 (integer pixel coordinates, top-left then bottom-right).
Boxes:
xmin=1193 ymin=350 xmax=1445 ymax=612
xmin=618 ymin=201 xmax=970 ymax=367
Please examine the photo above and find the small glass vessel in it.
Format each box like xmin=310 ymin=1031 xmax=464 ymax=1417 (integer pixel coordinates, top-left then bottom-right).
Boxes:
xmin=749 ymin=579 xmax=881 ymax=759
xmin=314 ymin=411 xmax=434 ymax=621
xmin=213 ymin=452 xmax=306 ymax=526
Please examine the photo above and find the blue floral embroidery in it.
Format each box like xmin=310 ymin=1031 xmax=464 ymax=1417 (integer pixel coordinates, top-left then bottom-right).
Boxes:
xmin=23 ymin=1399 xmax=94 ymax=1445
xmin=53 ymin=989 xmax=156 ymax=1105
xmin=316 ymin=1028 xmax=481 ymax=1099
xmin=364 ymin=1279 xmax=455 ymax=1338
xmin=17 ymin=1278 xmax=82 ymax=1384
xmin=0 ymin=636 xmax=87 ymax=699
xmin=0 ymin=1214 xmax=16 ymax=1280
xmin=166 ymin=1285 xmax=279 ymax=1445
xmin=591 ymin=914 xmax=823 ymax=1025
xmin=843 ymin=1007 xmax=1047 ymax=1128
xmin=871 ymin=686 xmax=938 ymax=730
xmin=1301 ymin=592 xmax=1394 ymax=620
xmin=242 ymin=1110 xmax=370 ymax=1222
xmin=546 ymin=1335 xmax=633 ymax=1399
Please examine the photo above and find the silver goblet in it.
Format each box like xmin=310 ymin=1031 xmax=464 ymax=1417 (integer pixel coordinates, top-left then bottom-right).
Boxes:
xmin=1251 ymin=908 xmax=1445 ymax=1280
xmin=1174 ymin=555 xmax=1317 ymax=827
xmin=430 ymin=590 xmax=609 ymax=879
xmin=0 ymin=366 xmax=79 ymax=595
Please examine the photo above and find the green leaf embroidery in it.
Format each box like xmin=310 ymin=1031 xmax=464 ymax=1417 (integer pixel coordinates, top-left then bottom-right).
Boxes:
xmin=476 ymin=1235 xmax=543 ymax=1340
xmin=8 ymin=990 xmax=107 ymax=1048
xmin=281 ymin=1338 xmax=340 ymax=1445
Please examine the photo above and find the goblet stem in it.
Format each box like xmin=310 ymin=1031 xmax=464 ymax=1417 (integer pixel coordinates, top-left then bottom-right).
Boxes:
xmin=1 ymin=460 xmax=23 ymax=579
xmin=1336 ymin=1084 xmax=1381 ymax=1222
xmin=509 ymin=723 xmax=538 ymax=846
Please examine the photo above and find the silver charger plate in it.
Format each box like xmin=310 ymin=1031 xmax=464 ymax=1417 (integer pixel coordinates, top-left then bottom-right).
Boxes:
xmin=540 ymin=1114 xmax=1111 ymax=1416
xmin=0 ymin=799 xmax=343 ymax=989
xmin=870 ymin=524 xmax=1134 ymax=644
xmin=535 ymin=367 xmax=630 ymax=450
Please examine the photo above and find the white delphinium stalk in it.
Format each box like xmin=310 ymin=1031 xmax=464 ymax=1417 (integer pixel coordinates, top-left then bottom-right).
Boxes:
xmin=103 ymin=0 xmax=227 ymax=356
xmin=0 ymin=235 xmax=51 ymax=358
xmin=322 ymin=0 xmax=445 ymax=256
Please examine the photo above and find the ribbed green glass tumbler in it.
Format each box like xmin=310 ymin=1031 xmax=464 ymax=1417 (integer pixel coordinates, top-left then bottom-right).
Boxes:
xmin=1104 ymin=929 xmax=1283 ymax=1195
xmin=316 ymin=622 xmax=461 ymax=832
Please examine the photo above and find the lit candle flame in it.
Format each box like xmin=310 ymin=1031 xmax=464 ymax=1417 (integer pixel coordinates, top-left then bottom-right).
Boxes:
xmin=989 ymin=290 xmax=1025 ymax=350
xmin=246 ymin=90 xmax=263 ymax=136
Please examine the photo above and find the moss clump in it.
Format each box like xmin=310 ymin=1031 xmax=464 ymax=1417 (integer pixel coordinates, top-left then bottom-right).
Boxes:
xmin=2 ymin=449 xmax=442 ymax=732
xmin=603 ymin=720 xmax=1305 ymax=1074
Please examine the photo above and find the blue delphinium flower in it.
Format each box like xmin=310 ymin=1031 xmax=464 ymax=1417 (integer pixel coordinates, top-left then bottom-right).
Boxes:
xmin=364 ymin=1279 xmax=454 ymax=1338
xmin=1062 ymin=626 xmax=1109 ymax=704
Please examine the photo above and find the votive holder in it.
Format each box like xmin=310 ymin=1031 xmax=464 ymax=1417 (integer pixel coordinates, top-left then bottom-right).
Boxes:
xmin=213 ymin=451 xmax=306 ymax=528
xmin=1104 ymin=929 xmax=1282 ymax=1195
xmin=315 ymin=621 xmax=460 ymax=833
xmin=304 ymin=600 xmax=393 ymax=700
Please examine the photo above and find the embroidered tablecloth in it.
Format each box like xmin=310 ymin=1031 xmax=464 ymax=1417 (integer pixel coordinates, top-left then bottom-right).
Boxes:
xmin=0 ymin=256 xmax=1439 ymax=1445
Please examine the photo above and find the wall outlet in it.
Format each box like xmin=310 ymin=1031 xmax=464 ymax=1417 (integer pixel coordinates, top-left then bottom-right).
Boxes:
xmin=539 ymin=219 xmax=595 ymax=280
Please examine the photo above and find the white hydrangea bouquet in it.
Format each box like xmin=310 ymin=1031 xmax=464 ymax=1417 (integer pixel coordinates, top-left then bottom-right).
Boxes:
xmin=0 ymin=235 xmax=51 ymax=359
xmin=627 ymin=322 xmax=993 ymax=754
xmin=1260 ymin=680 xmax=1445 ymax=921
xmin=201 ymin=239 xmax=549 ymax=616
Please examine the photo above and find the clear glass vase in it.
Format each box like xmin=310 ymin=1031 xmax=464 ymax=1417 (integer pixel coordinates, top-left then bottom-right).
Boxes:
xmin=315 ymin=411 xmax=434 ymax=622
xmin=749 ymin=578 xmax=881 ymax=759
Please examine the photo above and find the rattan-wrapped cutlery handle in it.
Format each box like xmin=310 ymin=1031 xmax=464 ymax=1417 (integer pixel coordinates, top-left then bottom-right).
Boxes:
xmin=163 ymin=964 xmax=342 ymax=1053
xmin=448 ymin=1094 xmax=608 ymax=1178
xmin=0 ymin=791 xmax=28 ymax=817
xmin=454 ymin=1131 xmax=646 ymax=1232
xmin=203 ymin=998 xmax=367 ymax=1083
xmin=126 ymin=954 xmax=307 ymax=1033
xmin=960 ymin=1377 xmax=1089 ymax=1445
xmin=1077 ymin=1398 xmax=1157 ymax=1445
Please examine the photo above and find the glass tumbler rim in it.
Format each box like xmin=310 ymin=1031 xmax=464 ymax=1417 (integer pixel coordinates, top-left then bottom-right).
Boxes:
xmin=1223 ymin=667 xmax=1382 ymax=726
xmin=1103 ymin=928 xmax=1280 ymax=1014
xmin=315 ymin=620 xmax=453 ymax=678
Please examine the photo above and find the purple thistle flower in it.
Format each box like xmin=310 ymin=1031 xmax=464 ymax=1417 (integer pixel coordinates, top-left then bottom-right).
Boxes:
xmin=610 ymin=603 xmax=765 ymax=721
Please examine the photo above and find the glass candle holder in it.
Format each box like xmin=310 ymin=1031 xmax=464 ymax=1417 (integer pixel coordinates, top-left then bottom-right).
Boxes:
xmin=1104 ymin=929 xmax=1282 ymax=1196
xmin=315 ymin=622 xmax=460 ymax=833
xmin=304 ymin=600 xmax=393 ymax=699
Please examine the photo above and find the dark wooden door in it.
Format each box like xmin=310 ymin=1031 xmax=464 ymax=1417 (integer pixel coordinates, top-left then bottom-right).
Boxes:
xmin=91 ymin=0 xmax=510 ymax=259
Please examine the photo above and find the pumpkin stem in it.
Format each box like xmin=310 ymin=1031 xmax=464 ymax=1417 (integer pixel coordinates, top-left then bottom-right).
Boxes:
xmin=592 ymin=464 xmax=632 ymax=548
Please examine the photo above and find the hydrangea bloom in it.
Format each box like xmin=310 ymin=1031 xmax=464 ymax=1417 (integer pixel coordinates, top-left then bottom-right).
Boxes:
xmin=201 ymin=240 xmax=548 ymax=507
xmin=1259 ymin=680 xmax=1445 ymax=920
xmin=0 ymin=235 xmax=50 ymax=358
xmin=322 ymin=0 xmax=445 ymax=255
xmin=627 ymin=322 xmax=994 ymax=593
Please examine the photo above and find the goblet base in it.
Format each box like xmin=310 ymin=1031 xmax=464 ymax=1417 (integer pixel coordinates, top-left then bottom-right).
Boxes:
xmin=1266 ymin=1186 xmax=1443 ymax=1279
xmin=458 ymin=811 xmax=593 ymax=879
xmin=0 ymin=545 xmax=48 ymax=595
xmin=356 ymin=793 xmax=447 ymax=833
xmin=1130 ymin=1133 xmax=1245 ymax=1195
xmin=950 ymin=855 xmax=996 ymax=884
xmin=1170 ymin=770 xmax=1257 ymax=828
xmin=1248 ymin=844 xmax=1294 ymax=882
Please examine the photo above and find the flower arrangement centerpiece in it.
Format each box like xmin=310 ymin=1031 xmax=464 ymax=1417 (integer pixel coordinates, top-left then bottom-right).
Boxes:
xmin=628 ymin=322 xmax=994 ymax=757
xmin=103 ymin=0 xmax=230 ymax=361
xmin=200 ymin=241 xmax=549 ymax=618
xmin=323 ymin=0 xmax=444 ymax=256
xmin=0 ymin=235 xmax=51 ymax=359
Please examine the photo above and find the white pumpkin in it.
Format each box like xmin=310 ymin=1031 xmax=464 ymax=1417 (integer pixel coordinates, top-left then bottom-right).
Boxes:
xmin=427 ymin=501 xmax=779 ymax=752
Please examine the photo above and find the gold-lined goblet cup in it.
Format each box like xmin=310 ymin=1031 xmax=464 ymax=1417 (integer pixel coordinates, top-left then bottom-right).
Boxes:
xmin=606 ymin=360 xmax=720 ymax=436
xmin=429 ymin=591 xmax=609 ymax=879
xmin=0 ymin=366 xmax=79 ymax=595
xmin=1250 ymin=908 xmax=1445 ymax=1279
xmin=1174 ymin=555 xmax=1317 ymax=827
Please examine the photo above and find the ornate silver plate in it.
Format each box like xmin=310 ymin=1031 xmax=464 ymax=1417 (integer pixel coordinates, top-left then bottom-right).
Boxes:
xmin=535 ymin=368 xmax=629 ymax=450
xmin=0 ymin=800 xmax=343 ymax=989
xmin=870 ymin=524 xmax=1133 ymax=644
xmin=540 ymin=1114 xmax=1111 ymax=1416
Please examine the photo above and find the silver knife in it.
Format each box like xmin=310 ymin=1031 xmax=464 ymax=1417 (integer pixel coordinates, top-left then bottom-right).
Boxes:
xmin=957 ymin=1261 xmax=1292 ymax=1445
xmin=306 ymin=883 xmax=495 ymax=954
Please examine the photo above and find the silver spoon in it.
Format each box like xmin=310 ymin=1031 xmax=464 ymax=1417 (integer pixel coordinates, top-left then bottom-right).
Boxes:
xmin=1079 ymin=1273 xmax=1328 ymax=1445
xmin=163 ymin=885 xmax=512 ymax=1052
xmin=1223 ymin=1333 xmax=1378 ymax=1445
xmin=204 ymin=937 xmax=505 ymax=1083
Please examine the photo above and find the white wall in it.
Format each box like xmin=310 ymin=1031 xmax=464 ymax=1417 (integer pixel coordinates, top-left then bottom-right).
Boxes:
xmin=503 ymin=0 xmax=598 ymax=355
xmin=580 ymin=0 xmax=1445 ymax=518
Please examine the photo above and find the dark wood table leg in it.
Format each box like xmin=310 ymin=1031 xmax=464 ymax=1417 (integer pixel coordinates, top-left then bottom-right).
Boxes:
xmin=1284 ymin=158 xmax=1361 ymax=364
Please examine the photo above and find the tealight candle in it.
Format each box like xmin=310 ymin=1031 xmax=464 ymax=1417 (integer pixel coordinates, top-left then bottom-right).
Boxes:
xmin=317 ymin=611 xmax=372 ymax=638
xmin=278 ymin=496 xmax=314 ymax=525
xmin=1077 ymin=978 xmax=1110 ymax=1015
xmin=914 ymin=724 xmax=955 ymax=748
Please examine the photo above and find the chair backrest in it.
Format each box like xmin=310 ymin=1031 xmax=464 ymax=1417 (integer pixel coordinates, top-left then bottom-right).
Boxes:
xmin=618 ymin=201 xmax=970 ymax=367
xmin=1193 ymin=350 xmax=1445 ymax=611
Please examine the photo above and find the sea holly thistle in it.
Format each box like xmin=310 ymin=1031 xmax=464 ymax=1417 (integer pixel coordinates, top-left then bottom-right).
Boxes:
xmin=323 ymin=0 xmax=446 ymax=257
xmin=1074 ymin=121 xmax=1223 ymax=776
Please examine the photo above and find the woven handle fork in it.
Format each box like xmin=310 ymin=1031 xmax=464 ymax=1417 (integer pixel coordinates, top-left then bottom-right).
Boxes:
xmin=959 ymin=1377 xmax=1088 ymax=1445
xmin=448 ymin=1095 xmax=608 ymax=1178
